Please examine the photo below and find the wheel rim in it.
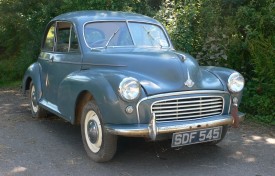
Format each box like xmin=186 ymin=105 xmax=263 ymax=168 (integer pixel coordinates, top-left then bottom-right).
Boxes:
xmin=84 ymin=110 xmax=102 ymax=153
xmin=30 ymin=85 xmax=38 ymax=113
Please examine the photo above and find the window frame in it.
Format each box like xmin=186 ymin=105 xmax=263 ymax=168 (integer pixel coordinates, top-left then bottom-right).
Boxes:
xmin=83 ymin=20 xmax=172 ymax=50
xmin=41 ymin=21 xmax=81 ymax=53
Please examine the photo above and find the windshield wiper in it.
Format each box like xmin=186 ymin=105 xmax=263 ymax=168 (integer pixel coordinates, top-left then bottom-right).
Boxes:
xmin=105 ymin=28 xmax=120 ymax=48
xmin=142 ymin=26 xmax=163 ymax=48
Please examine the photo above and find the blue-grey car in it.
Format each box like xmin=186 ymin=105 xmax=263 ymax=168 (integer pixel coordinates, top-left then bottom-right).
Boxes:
xmin=22 ymin=11 xmax=245 ymax=162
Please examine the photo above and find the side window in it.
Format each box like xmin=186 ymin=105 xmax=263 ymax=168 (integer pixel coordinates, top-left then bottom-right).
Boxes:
xmin=56 ymin=22 xmax=79 ymax=53
xmin=43 ymin=24 xmax=55 ymax=51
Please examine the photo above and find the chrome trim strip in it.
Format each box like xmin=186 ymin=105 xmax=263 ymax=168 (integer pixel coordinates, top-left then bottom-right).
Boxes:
xmin=82 ymin=63 xmax=126 ymax=67
xmin=38 ymin=58 xmax=126 ymax=67
xmin=136 ymin=96 xmax=148 ymax=123
xmin=144 ymin=90 xmax=227 ymax=100
xmin=153 ymin=98 xmax=222 ymax=106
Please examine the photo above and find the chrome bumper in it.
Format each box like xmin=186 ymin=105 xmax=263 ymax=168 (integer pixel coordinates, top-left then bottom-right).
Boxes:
xmin=105 ymin=112 xmax=245 ymax=140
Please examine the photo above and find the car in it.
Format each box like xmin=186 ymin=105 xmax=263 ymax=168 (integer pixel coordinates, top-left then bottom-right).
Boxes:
xmin=22 ymin=10 xmax=245 ymax=162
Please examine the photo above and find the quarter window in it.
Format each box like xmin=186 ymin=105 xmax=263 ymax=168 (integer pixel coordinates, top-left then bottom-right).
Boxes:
xmin=43 ymin=24 xmax=55 ymax=51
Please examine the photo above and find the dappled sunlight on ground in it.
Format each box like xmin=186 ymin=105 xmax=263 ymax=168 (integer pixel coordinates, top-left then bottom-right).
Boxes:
xmin=243 ymin=135 xmax=275 ymax=146
xmin=8 ymin=166 xmax=27 ymax=175
xmin=266 ymin=138 xmax=275 ymax=144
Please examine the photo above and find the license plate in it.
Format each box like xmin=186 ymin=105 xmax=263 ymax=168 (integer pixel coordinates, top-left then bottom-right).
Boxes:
xmin=171 ymin=126 xmax=222 ymax=147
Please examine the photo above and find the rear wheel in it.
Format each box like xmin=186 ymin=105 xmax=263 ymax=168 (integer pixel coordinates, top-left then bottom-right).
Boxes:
xmin=81 ymin=100 xmax=117 ymax=162
xmin=29 ymin=82 xmax=47 ymax=118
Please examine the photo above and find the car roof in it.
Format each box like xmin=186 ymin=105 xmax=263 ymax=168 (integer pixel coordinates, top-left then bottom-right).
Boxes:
xmin=51 ymin=10 xmax=160 ymax=24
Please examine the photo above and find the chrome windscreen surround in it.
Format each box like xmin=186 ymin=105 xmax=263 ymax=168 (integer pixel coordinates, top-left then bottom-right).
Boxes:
xmin=151 ymin=96 xmax=224 ymax=122
xmin=136 ymin=90 xmax=229 ymax=123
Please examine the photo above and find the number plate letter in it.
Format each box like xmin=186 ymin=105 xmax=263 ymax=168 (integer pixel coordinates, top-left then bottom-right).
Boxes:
xmin=199 ymin=130 xmax=206 ymax=141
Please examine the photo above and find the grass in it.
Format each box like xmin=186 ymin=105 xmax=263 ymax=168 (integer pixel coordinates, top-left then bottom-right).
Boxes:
xmin=0 ymin=80 xmax=21 ymax=89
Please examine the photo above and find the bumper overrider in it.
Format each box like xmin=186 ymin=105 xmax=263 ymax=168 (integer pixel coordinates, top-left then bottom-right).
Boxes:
xmin=105 ymin=112 xmax=245 ymax=140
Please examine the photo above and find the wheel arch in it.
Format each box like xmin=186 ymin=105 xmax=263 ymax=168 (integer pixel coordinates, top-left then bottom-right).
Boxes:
xmin=22 ymin=62 xmax=42 ymax=100
xmin=57 ymin=70 xmax=140 ymax=125
xmin=24 ymin=77 xmax=32 ymax=91
xmin=74 ymin=90 xmax=94 ymax=125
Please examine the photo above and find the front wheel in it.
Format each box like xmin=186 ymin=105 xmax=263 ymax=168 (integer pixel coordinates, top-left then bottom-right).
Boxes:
xmin=81 ymin=100 xmax=117 ymax=162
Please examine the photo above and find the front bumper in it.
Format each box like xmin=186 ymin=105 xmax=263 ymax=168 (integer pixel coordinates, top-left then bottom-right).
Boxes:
xmin=105 ymin=112 xmax=245 ymax=140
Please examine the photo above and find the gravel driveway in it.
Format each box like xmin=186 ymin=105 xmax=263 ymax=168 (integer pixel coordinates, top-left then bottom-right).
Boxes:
xmin=0 ymin=89 xmax=274 ymax=176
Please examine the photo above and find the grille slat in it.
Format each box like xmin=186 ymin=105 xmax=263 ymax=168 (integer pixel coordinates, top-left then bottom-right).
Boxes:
xmin=152 ymin=96 xmax=224 ymax=122
xmin=155 ymin=112 xmax=221 ymax=121
xmin=153 ymin=105 xmax=222 ymax=114
xmin=152 ymin=102 xmax=222 ymax=110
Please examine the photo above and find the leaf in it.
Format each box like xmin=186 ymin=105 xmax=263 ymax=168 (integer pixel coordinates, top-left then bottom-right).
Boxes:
xmin=221 ymin=55 xmax=227 ymax=60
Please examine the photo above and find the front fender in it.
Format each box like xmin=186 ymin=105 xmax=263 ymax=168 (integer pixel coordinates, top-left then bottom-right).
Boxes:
xmin=22 ymin=62 xmax=42 ymax=99
xmin=57 ymin=69 xmax=141 ymax=124
xmin=201 ymin=66 xmax=237 ymax=91
xmin=202 ymin=66 xmax=244 ymax=105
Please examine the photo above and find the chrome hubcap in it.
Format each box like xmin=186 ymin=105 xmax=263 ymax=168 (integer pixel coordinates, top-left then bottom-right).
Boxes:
xmin=87 ymin=120 xmax=99 ymax=144
xmin=84 ymin=110 xmax=102 ymax=153
xmin=31 ymin=85 xmax=38 ymax=113
xmin=31 ymin=90 xmax=37 ymax=106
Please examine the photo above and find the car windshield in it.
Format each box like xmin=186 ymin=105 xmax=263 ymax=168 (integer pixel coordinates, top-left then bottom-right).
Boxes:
xmin=84 ymin=21 xmax=169 ymax=48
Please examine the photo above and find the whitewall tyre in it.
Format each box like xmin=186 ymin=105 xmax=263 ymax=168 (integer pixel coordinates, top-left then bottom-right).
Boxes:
xmin=29 ymin=82 xmax=47 ymax=118
xmin=81 ymin=100 xmax=117 ymax=162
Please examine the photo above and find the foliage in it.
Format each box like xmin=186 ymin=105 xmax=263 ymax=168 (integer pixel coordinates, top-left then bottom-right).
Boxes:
xmin=241 ymin=81 xmax=275 ymax=125
xmin=156 ymin=0 xmax=275 ymax=124
xmin=0 ymin=0 xmax=156 ymax=82
xmin=155 ymin=0 xmax=229 ymax=66
xmin=0 ymin=0 xmax=274 ymax=124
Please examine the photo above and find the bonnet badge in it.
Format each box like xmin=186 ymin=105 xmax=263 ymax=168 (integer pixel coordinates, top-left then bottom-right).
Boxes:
xmin=185 ymin=69 xmax=194 ymax=88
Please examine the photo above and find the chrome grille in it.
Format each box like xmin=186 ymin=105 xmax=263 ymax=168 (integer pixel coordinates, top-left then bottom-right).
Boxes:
xmin=152 ymin=96 xmax=223 ymax=121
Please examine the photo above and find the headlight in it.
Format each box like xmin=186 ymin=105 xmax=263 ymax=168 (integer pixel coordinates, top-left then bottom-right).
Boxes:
xmin=119 ymin=77 xmax=141 ymax=101
xmin=227 ymin=72 xmax=244 ymax=93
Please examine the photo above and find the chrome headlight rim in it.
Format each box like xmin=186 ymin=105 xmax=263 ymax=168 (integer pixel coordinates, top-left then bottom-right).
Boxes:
xmin=227 ymin=72 xmax=245 ymax=93
xmin=118 ymin=77 xmax=141 ymax=101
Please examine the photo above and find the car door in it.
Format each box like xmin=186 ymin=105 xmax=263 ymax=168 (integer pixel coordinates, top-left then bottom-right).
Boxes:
xmin=39 ymin=21 xmax=82 ymax=111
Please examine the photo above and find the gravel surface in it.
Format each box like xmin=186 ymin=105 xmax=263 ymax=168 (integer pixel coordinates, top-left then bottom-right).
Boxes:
xmin=0 ymin=89 xmax=274 ymax=176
